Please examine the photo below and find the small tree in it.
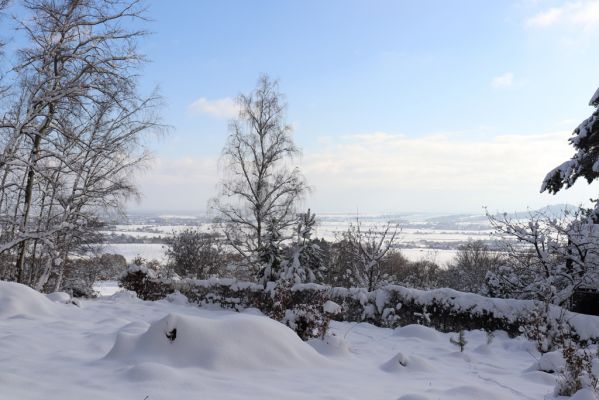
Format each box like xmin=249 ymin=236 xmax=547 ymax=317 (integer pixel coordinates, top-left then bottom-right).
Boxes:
xmin=450 ymin=330 xmax=467 ymax=352
xmin=281 ymin=209 xmax=325 ymax=284
xmin=327 ymin=236 xmax=360 ymax=287
xmin=257 ymin=218 xmax=284 ymax=285
xmin=345 ymin=221 xmax=400 ymax=291
xmin=211 ymin=75 xmax=308 ymax=277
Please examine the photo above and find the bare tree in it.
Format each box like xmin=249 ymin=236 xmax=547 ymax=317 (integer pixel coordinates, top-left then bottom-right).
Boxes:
xmin=0 ymin=0 xmax=160 ymax=290
xmin=0 ymin=0 xmax=10 ymax=97
xmin=211 ymin=75 xmax=308 ymax=275
xmin=444 ymin=240 xmax=505 ymax=293
xmin=486 ymin=208 xmax=599 ymax=305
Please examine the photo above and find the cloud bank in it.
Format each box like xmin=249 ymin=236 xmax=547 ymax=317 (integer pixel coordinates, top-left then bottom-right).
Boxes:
xmin=134 ymin=131 xmax=596 ymax=213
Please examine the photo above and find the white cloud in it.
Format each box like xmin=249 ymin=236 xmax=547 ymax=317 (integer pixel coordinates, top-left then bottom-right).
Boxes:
xmin=187 ymin=97 xmax=238 ymax=118
xmin=491 ymin=72 xmax=514 ymax=89
xmin=526 ymin=7 xmax=563 ymax=28
xmin=526 ymin=1 xmax=599 ymax=29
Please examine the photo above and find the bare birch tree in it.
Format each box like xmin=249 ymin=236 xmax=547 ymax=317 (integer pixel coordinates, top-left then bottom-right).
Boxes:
xmin=0 ymin=0 xmax=160 ymax=290
xmin=211 ymin=75 xmax=308 ymax=274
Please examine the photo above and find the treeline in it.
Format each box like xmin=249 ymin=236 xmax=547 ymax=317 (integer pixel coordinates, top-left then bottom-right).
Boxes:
xmin=161 ymin=206 xmax=599 ymax=311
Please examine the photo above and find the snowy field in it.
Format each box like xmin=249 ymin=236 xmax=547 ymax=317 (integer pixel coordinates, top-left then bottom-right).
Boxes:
xmin=101 ymin=243 xmax=167 ymax=263
xmin=98 ymin=212 xmax=495 ymax=265
xmin=99 ymin=243 xmax=461 ymax=265
xmin=0 ymin=281 xmax=568 ymax=400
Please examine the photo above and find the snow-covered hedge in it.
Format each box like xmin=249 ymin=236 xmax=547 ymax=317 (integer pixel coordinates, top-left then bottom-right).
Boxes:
xmin=119 ymin=267 xmax=599 ymax=342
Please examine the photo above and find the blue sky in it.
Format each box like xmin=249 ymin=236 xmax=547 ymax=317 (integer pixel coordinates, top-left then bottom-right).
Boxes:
xmin=122 ymin=1 xmax=599 ymax=213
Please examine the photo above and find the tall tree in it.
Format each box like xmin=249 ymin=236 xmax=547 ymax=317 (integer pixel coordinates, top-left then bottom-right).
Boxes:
xmin=0 ymin=0 xmax=159 ymax=289
xmin=542 ymin=86 xmax=599 ymax=209
xmin=211 ymin=75 xmax=308 ymax=274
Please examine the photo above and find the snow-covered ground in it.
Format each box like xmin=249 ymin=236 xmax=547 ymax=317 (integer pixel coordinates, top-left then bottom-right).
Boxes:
xmin=0 ymin=281 xmax=568 ymax=399
xmin=101 ymin=243 xmax=167 ymax=263
xmin=99 ymin=243 xmax=461 ymax=265
xmin=98 ymin=212 xmax=497 ymax=265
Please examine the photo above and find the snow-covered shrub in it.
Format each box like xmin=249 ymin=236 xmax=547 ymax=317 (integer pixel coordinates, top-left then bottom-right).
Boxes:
xmin=262 ymin=282 xmax=331 ymax=341
xmin=120 ymin=273 xmax=599 ymax=344
xmin=164 ymin=229 xmax=226 ymax=279
xmin=118 ymin=264 xmax=173 ymax=301
xmin=556 ymin=342 xmax=599 ymax=397
xmin=520 ymin=303 xmax=572 ymax=353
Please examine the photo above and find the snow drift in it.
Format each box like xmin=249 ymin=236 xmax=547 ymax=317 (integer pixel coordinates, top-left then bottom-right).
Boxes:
xmin=105 ymin=312 xmax=326 ymax=370
xmin=394 ymin=324 xmax=443 ymax=342
xmin=0 ymin=281 xmax=62 ymax=318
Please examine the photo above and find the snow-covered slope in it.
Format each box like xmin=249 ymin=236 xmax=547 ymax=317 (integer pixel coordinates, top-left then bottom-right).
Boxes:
xmin=0 ymin=281 xmax=581 ymax=399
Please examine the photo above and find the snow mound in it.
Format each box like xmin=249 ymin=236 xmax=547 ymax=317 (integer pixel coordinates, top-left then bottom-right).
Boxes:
xmin=125 ymin=362 xmax=180 ymax=382
xmin=107 ymin=290 xmax=138 ymax=302
xmin=441 ymin=385 xmax=506 ymax=400
xmin=531 ymin=350 xmax=564 ymax=373
xmin=105 ymin=312 xmax=326 ymax=370
xmin=164 ymin=291 xmax=188 ymax=305
xmin=380 ymin=352 xmax=435 ymax=373
xmin=323 ymin=300 xmax=342 ymax=314
xmin=521 ymin=371 xmax=557 ymax=385
xmin=398 ymin=395 xmax=429 ymax=400
xmin=46 ymin=292 xmax=71 ymax=304
xmin=0 ymin=281 xmax=61 ymax=318
xmin=308 ymin=334 xmax=351 ymax=357
xmin=572 ymin=388 xmax=599 ymax=400
xmin=394 ymin=324 xmax=442 ymax=342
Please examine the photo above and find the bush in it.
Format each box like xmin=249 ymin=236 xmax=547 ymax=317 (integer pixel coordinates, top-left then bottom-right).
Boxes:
xmin=444 ymin=240 xmax=504 ymax=294
xmin=556 ymin=342 xmax=599 ymax=397
xmin=385 ymin=253 xmax=441 ymax=289
xmin=263 ymin=282 xmax=331 ymax=340
xmin=118 ymin=264 xmax=173 ymax=300
xmin=165 ymin=229 xmax=226 ymax=279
